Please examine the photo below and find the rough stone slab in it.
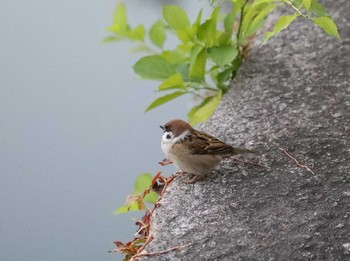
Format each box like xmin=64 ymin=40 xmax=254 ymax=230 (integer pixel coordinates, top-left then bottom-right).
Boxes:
xmin=140 ymin=1 xmax=350 ymax=260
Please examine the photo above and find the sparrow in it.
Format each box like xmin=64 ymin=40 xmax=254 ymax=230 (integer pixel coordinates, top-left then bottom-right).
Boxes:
xmin=160 ymin=119 xmax=257 ymax=183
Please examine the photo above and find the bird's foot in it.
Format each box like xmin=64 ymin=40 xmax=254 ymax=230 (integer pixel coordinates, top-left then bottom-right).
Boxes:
xmin=182 ymin=173 xmax=206 ymax=184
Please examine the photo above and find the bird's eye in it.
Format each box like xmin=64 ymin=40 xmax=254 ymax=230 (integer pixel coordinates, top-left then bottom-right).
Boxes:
xmin=166 ymin=134 xmax=171 ymax=139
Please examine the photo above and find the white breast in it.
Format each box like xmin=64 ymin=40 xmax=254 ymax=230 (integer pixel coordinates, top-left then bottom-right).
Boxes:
xmin=161 ymin=131 xmax=173 ymax=159
xmin=161 ymin=130 xmax=190 ymax=161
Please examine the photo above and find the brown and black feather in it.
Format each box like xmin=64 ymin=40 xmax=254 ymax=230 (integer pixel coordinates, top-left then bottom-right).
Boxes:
xmin=184 ymin=130 xmax=256 ymax=156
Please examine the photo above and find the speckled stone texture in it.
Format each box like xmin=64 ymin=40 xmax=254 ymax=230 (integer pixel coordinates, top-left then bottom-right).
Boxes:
xmin=140 ymin=1 xmax=350 ymax=260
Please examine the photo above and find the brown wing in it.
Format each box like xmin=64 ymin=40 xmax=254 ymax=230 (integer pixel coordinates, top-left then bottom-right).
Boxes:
xmin=185 ymin=130 xmax=234 ymax=155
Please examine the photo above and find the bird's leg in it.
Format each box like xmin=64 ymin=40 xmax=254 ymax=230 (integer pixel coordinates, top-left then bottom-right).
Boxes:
xmin=183 ymin=173 xmax=206 ymax=184
xmin=158 ymin=158 xmax=173 ymax=166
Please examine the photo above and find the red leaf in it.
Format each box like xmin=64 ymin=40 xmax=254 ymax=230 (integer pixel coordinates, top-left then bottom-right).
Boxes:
xmin=151 ymin=172 xmax=162 ymax=186
xmin=114 ymin=241 xmax=125 ymax=247
xmin=142 ymin=211 xmax=151 ymax=224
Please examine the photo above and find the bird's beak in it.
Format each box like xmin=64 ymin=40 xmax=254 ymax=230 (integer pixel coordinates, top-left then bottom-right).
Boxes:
xmin=160 ymin=125 xmax=165 ymax=131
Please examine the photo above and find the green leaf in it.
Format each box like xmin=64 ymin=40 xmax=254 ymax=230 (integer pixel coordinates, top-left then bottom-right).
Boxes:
xmin=192 ymin=9 xmax=203 ymax=34
xmin=150 ymin=20 xmax=166 ymax=48
xmin=232 ymin=0 xmax=244 ymax=18
xmin=312 ymin=16 xmax=340 ymax=40
xmin=291 ymin=0 xmax=302 ymax=5
xmin=162 ymin=5 xmax=192 ymax=43
xmin=158 ymin=73 xmax=184 ymax=91
xmin=101 ymin=35 xmax=121 ymax=44
xmin=112 ymin=3 xmax=128 ymax=33
xmin=106 ymin=3 xmax=146 ymax=42
xmin=176 ymin=42 xmax=194 ymax=53
xmin=133 ymin=55 xmax=176 ymax=80
xmin=216 ymin=32 xmax=234 ymax=46
xmin=189 ymin=45 xmax=207 ymax=81
xmin=114 ymin=173 xmax=159 ymax=213
xmin=244 ymin=4 xmax=277 ymax=38
xmin=224 ymin=12 xmax=235 ymax=36
xmin=127 ymin=25 xmax=145 ymax=41
xmin=216 ymin=58 xmax=241 ymax=91
xmin=197 ymin=19 xmax=216 ymax=46
xmin=239 ymin=3 xmax=258 ymax=43
xmin=134 ymin=173 xmax=158 ymax=203
xmin=210 ymin=5 xmax=220 ymax=20
xmin=114 ymin=203 xmax=139 ymax=214
xmin=309 ymin=0 xmax=328 ymax=16
xmin=240 ymin=3 xmax=277 ymax=43
xmin=161 ymin=50 xmax=185 ymax=63
xmin=194 ymin=91 xmax=222 ymax=121
xmin=252 ymin=0 xmax=276 ymax=6
xmin=302 ymin=0 xmax=311 ymax=10
xmin=217 ymin=67 xmax=234 ymax=86
xmin=230 ymin=57 xmax=242 ymax=76
xmin=176 ymin=28 xmax=193 ymax=43
xmin=207 ymin=46 xmax=238 ymax=66
xmin=129 ymin=44 xmax=151 ymax=53
xmin=188 ymin=91 xmax=222 ymax=125
xmin=188 ymin=97 xmax=213 ymax=125
xmin=134 ymin=173 xmax=152 ymax=194
xmin=196 ymin=7 xmax=220 ymax=47
xmin=144 ymin=192 xmax=158 ymax=204
xmin=163 ymin=5 xmax=190 ymax=31
xmin=263 ymin=14 xmax=299 ymax=44
xmin=175 ymin=63 xmax=190 ymax=81
xmin=145 ymin=91 xmax=185 ymax=112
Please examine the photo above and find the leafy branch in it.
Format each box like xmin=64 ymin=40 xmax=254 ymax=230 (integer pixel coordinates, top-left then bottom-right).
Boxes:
xmin=114 ymin=173 xmax=158 ymax=213
xmin=111 ymin=172 xmax=181 ymax=260
xmin=104 ymin=0 xmax=339 ymax=125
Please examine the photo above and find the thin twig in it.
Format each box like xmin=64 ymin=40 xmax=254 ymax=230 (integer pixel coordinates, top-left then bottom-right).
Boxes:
xmin=282 ymin=0 xmax=306 ymax=17
xmin=132 ymin=243 xmax=193 ymax=260
xmin=279 ymin=148 xmax=315 ymax=174
xmin=130 ymin=234 xmax=154 ymax=260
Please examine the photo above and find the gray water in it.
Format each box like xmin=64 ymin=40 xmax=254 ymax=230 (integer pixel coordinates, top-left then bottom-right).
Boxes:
xmin=0 ymin=0 xmax=212 ymax=260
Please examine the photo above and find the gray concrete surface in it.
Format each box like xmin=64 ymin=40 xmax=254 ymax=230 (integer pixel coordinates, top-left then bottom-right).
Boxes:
xmin=140 ymin=1 xmax=350 ymax=260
